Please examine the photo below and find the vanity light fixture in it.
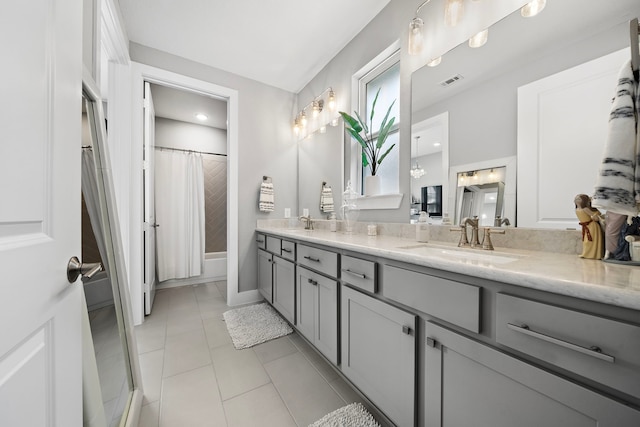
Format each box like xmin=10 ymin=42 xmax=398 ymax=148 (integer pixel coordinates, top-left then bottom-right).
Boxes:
xmin=469 ymin=28 xmax=488 ymax=48
xmin=521 ymin=0 xmax=546 ymax=18
xmin=444 ymin=0 xmax=464 ymax=27
xmin=292 ymin=87 xmax=339 ymax=138
xmin=408 ymin=0 xmax=431 ymax=56
xmin=195 ymin=113 xmax=208 ymax=121
xmin=427 ymin=56 xmax=442 ymax=67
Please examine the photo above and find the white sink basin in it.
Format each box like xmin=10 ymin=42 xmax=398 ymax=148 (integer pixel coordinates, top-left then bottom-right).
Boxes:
xmin=395 ymin=244 xmax=523 ymax=264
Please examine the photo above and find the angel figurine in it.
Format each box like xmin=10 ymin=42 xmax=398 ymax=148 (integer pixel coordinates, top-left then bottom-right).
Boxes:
xmin=574 ymin=194 xmax=604 ymax=259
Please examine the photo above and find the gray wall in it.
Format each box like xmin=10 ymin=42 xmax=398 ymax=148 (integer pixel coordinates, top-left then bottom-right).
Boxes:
xmin=412 ymin=21 xmax=630 ymax=169
xmin=131 ymin=42 xmax=297 ymax=293
xmin=155 ymin=117 xmax=227 ymax=155
xmin=295 ymin=0 xmax=416 ymax=223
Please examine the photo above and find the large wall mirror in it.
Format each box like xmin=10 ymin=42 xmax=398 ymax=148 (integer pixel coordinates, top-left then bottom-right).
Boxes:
xmin=410 ymin=0 xmax=640 ymax=227
xmin=298 ymin=123 xmax=344 ymax=220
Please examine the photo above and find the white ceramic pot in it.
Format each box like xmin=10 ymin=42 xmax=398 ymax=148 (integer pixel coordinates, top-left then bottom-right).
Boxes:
xmin=364 ymin=175 xmax=381 ymax=196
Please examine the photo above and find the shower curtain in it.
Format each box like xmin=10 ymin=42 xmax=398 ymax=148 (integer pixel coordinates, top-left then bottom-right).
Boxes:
xmin=155 ymin=150 xmax=205 ymax=282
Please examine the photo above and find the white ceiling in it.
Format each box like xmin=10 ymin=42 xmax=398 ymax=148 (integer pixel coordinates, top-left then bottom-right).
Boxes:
xmin=150 ymin=83 xmax=227 ymax=129
xmin=119 ymin=0 xmax=391 ymax=93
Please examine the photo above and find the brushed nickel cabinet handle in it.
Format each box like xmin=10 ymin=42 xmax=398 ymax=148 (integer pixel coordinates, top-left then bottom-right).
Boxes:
xmin=303 ymin=255 xmax=320 ymax=262
xmin=307 ymin=278 xmax=318 ymax=286
xmin=506 ymin=323 xmax=615 ymax=363
xmin=282 ymin=248 xmax=292 ymax=253
xmin=341 ymin=269 xmax=366 ymax=279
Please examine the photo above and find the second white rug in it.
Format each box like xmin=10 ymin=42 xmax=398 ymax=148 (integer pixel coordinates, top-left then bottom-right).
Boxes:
xmin=223 ymin=303 xmax=293 ymax=349
xmin=309 ymin=403 xmax=381 ymax=427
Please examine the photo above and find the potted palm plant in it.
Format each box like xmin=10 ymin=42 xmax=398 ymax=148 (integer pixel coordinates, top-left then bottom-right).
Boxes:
xmin=340 ymin=88 xmax=396 ymax=196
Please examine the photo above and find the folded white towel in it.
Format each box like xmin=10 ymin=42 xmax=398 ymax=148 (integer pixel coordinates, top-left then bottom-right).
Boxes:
xmin=259 ymin=182 xmax=274 ymax=212
xmin=320 ymin=185 xmax=334 ymax=213
xmin=592 ymin=60 xmax=640 ymax=216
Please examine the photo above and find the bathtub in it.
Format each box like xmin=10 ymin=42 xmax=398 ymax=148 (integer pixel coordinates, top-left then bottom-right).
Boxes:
xmin=157 ymin=252 xmax=227 ymax=289
xmin=83 ymin=271 xmax=114 ymax=311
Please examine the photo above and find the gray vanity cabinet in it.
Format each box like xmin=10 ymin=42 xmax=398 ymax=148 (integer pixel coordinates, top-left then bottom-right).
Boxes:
xmin=341 ymin=285 xmax=417 ymax=427
xmin=296 ymin=266 xmax=338 ymax=365
xmin=257 ymin=249 xmax=273 ymax=302
xmin=272 ymin=256 xmax=295 ymax=324
xmin=424 ymin=321 xmax=640 ymax=427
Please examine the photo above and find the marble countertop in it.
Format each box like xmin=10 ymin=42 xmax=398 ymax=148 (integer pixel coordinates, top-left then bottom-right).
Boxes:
xmin=256 ymin=226 xmax=640 ymax=311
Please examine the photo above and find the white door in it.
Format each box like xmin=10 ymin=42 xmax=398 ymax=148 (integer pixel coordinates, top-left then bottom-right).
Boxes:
xmin=143 ymin=82 xmax=157 ymax=315
xmin=0 ymin=1 xmax=83 ymax=426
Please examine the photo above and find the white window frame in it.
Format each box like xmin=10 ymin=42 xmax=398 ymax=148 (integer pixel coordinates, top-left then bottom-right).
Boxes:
xmin=348 ymin=42 xmax=403 ymax=208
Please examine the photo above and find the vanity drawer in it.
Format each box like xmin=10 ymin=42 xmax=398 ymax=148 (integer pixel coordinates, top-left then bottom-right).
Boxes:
xmin=382 ymin=265 xmax=480 ymax=333
xmin=255 ymin=233 xmax=266 ymax=250
xmin=280 ymin=240 xmax=295 ymax=261
xmin=496 ymin=293 xmax=640 ymax=398
xmin=341 ymin=255 xmax=377 ymax=293
xmin=266 ymin=236 xmax=281 ymax=254
xmin=297 ymin=244 xmax=338 ymax=278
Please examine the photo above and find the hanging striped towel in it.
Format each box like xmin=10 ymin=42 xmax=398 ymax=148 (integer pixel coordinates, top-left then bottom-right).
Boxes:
xmin=320 ymin=184 xmax=334 ymax=213
xmin=592 ymin=60 xmax=640 ymax=217
xmin=259 ymin=181 xmax=275 ymax=212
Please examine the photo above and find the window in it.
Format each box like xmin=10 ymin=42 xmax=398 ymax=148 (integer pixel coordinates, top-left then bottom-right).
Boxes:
xmin=357 ymin=50 xmax=400 ymax=195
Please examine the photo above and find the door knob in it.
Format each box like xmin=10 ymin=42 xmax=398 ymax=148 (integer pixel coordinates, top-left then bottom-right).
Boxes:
xmin=67 ymin=256 xmax=103 ymax=283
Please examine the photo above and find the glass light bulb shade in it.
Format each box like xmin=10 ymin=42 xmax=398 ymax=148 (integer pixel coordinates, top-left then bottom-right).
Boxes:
xmin=444 ymin=0 xmax=464 ymax=27
xmin=521 ymin=0 xmax=546 ymax=17
xmin=327 ymin=90 xmax=336 ymax=111
xmin=312 ymin=101 xmax=320 ymax=118
xmin=330 ymin=118 xmax=339 ymax=127
xmin=468 ymin=29 xmax=488 ymax=48
xmin=427 ymin=56 xmax=442 ymax=67
xmin=408 ymin=17 xmax=424 ymax=56
xmin=319 ymin=126 xmax=327 ymax=134
xmin=300 ymin=112 xmax=307 ymax=127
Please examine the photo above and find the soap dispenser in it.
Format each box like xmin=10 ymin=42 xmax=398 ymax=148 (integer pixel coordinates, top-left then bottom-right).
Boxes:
xmin=416 ymin=211 xmax=430 ymax=242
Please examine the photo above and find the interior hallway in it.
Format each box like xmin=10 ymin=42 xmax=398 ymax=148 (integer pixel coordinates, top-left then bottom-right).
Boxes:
xmin=134 ymin=281 xmax=371 ymax=426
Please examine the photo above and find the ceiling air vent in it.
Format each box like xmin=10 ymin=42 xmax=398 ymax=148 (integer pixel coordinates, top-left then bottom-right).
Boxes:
xmin=439 ymin=74 xmax=464 ymax=87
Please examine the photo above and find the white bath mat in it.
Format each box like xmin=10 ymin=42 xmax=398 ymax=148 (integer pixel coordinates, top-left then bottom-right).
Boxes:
xmin=223 ymin=303 xmax=293 ymax=349
xmin=309 ymin=403 xmax=381 ymax=427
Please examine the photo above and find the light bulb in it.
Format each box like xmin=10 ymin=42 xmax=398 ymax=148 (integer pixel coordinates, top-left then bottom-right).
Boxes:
xmin=427 ymin=56 xmax=442 ymax=67
xmin=327 ymin=90 xmax=336 ymax=111
xmin=521 ymin=0 xmax=546 ymax=17
xmin=444 ymin=0 xmax=464 ymax=27
xmin=300 ymin=111 xmax=307 ymax=127
xmin=195 ymin=113 xmax=208 ymax=121
xmin=293 ymin=118 xmax=300 ymax=135
xmin=320 ymin=126 xmax=327 ymax=134
xmin=312 ymin=100 xmax=320 ymax=118
xmin=468 ymin=29 xmax=488 ymax=48
xmin=408 ymin=17 xmax=424 ymax=56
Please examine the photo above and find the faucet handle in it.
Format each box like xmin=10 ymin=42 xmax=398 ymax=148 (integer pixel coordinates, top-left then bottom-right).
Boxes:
xmin=450 ymin=225 xmax=469 ymax=247
xmin=481 ymin=228 xmax=505 ymax=250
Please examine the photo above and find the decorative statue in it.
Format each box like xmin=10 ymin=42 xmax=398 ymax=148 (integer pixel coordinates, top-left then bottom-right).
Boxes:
xmin=574 ymin=194 xmax=604 ymax=259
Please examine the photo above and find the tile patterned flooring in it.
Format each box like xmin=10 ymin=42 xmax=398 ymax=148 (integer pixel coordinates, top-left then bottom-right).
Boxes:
xmin=135 ymin=281 xmax=374 ymax=427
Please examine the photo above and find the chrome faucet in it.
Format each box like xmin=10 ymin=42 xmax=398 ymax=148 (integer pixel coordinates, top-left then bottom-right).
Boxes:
xmin=494 ymin=216 xmax=511 ymax=227
xmin=299 ymin=215 xmax=314 ymax=230
xmin=463 ymin=216 xmax=480 ymax=248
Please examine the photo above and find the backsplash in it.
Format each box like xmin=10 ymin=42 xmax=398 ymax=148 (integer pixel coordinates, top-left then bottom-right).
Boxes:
xmin=257 ymin=219 xmax=583 ymax=255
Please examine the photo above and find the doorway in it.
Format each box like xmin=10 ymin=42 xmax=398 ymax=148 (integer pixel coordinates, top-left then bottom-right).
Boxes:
xmin=143 ymin=82 xmax=229 ymax=316
xmin=129 ymin=62 xmax=242 ymax=325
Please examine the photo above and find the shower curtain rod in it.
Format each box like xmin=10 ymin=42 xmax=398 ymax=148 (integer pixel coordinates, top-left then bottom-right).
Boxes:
xmin=155 ymin=146 xmax=227 ymax=157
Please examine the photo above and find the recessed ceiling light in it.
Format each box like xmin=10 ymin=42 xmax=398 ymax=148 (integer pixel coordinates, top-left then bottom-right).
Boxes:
xmin=195 ymin=113 xmax=208 ymax=121
xmin=433 ymin=142 xmax=441 ymax=147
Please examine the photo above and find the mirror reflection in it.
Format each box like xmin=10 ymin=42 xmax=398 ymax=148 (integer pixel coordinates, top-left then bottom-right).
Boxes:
xmin=410 ymin=0 xmax=640 ymax=226
xmin=82 ymin=93 xmax=134 ymax=426
xmin=455 ymin=167 xmax=506 ymax=227
xmin=298 ymin=123 xmax=343 ymax=220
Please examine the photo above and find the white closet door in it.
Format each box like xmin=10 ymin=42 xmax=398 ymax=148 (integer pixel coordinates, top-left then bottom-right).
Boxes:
xmin=517 ymin=49 xmax=627 ymax=228
xmin=0 ymin=1 xmax=83 ymax=426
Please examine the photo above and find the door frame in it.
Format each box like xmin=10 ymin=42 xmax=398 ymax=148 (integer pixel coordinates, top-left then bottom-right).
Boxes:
xmin=129 ymin=63 xmax=245 ymax=324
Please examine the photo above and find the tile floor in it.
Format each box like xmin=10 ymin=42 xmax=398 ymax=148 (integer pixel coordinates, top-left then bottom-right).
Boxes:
xmin=135 ymin=281 xmax=381 ymax=427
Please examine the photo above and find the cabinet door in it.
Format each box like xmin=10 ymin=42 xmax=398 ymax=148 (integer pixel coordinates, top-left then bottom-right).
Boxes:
xmin=314 ymin=274 xmax=338 ymax=365
xmin=341 ymin=285 xmax=416 ymax=427
xmin=424 ymin=321 xmax=640 ymax=427
xmin=257 ymin=249 xmax=273 ymax=302
xmin=297 ymin=267 xmax=338 ymax=365
xmin=273 ymin=256 xmax=295 ymax=324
